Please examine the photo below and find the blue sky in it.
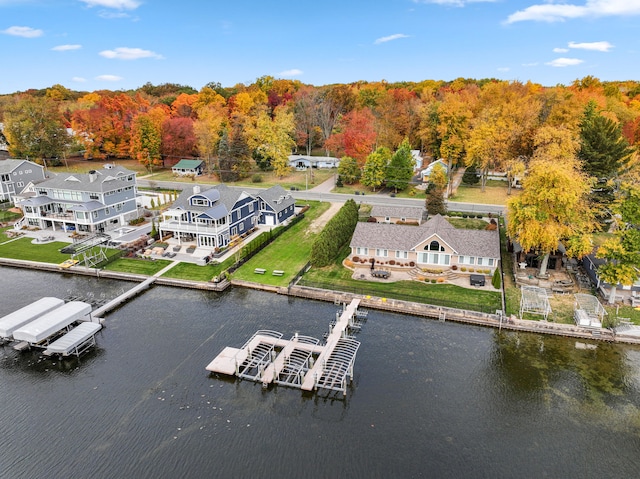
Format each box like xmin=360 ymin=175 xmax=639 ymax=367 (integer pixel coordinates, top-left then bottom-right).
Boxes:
xmin=1 ymin=0 xmax=639 ymax=94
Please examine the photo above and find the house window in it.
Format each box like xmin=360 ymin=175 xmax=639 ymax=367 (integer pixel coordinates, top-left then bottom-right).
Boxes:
xmin=239 ymin=223 xmax=244 ymax=232
xmin=375 ymin=249 xmax=388 ymax=257
xmin=90 ymin=194 xmax=99 ymax=200
xmin=395 ymin=250 xmax=408 ymax=259
xmin=356 ymin=247 xmax=368 ymax=255
xmin=477 ymin=257 xmax=483 ymax=266
xmin=488 ymin=258 xmax=495 ymax=266
xmin=427 ymin=241 xmax=445 ymax=252
xmin=418 ymin=252 xmax=451 ymax=265
xmin=231 ymin=227 xmax=237 ymax=236
xmin=92 ymin=211 xmax=99 ymax=219
xmin=16 ymin=181 xmax=24 ymax=187
xmin=115 ymin=203 xmax=123 ymax=212
xmin=105 ymin=207 xmax=110 ymax=215
xmin=248 ymin=203 xmax=254 ymax=212
xmin=191 ymin=198 xmax=208 ymax=207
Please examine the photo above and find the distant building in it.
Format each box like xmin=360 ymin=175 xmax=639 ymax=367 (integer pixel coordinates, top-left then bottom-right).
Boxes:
xmin=172 ymin=159 xmax=205 ymax=176
xmin=420 ymin=159 xmax=448 ymax=182
xmin=288 ymin=155 xmax=340 ymax=169
xmin=0 ymin=159 xmax=46 ymax=203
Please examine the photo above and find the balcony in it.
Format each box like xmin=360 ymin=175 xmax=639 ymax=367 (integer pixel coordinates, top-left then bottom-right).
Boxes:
xmin=159 ymin=221 xmax=224 ymax=236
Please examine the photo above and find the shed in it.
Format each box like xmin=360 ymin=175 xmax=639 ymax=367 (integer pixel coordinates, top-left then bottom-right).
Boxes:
xmin=172 ymin=159 xmax=204 ymax=176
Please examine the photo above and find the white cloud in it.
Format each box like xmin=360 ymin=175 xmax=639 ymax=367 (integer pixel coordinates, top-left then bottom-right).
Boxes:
xmin=95 ymin=74 xmax=123 ymax=81
xmin=506 ymin=0 xmax=640 ymax=24
xmin=374 ymin=33 xmax=409 ymax=45
xmin=80 ymin=0 xmax=141 ymax=9
xmin=2 ymin=26 xmax=43 ymax=38
xmin=553 ymin=47 xmax=569 ymax=53
xmin=52 ymin=44 xmax=82 ymax=51
xmin=99 ymin=47 xmax=163 ymax=60
xmin=99 ymin=11 xmax=130 ymax=18
xmin=413 ymin=0 xmax=496 ymax=6
xmin=568 ymin=40 xmax=613 ymax=51
xmin=278 ymin=69 xmax=303 ymax=77
xmin=546 ymin=57 xmax=585 ymax=67
xmin=497 ymin=67 xmax=510 ymax=72
xmin=72 ymin=76 xmax=87 ymax=83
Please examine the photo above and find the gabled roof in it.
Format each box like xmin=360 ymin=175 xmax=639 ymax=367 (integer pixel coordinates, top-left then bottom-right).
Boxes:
xmin=172 ymin=159 xmax=204 ymax=170
xmin=69 ymin=201 xmax=105 ymax=211
xmin=0 ymin=159 xmax=41 ymax=174
xmin=370 ymin=205 xmax=424 ymax=220
xmin=172 ymin=184 xmax=248 ymax=215
xmin=350 ymin=214 xmax=500 ymax=258
xmin=257 ymin=185 xmax=295 ymax=213
xmin=197 ymin=204 xmax=227 ymax=220
xmin=35 ymin=166 xmax=135 ymax=193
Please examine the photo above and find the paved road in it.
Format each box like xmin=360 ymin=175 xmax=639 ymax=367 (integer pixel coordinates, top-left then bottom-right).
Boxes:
xmin=136 ymin=178 xmax=506 ymax=216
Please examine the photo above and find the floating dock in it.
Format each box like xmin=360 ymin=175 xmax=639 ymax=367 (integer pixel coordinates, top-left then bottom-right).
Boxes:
xmin=206 ymin=299 xmax=364 ymax=396
xmin=0 ymin=297 xmax=66 ymax=340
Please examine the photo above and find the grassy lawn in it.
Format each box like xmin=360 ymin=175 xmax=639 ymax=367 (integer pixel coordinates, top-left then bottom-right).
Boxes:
xmin=446 ymin=217 xmax=491 ymax=230
xmin=231 ymin=201 xmax=331 ymax=286
xmin=299 ymin=246 xmax=502 ymax=313
xmin=103 ymin=257 xmax=172 ymax=275
xmin=145 ymin=168 xmax=337 ymax=191
xmin=450 ymin=181 xmax=520 ymax=205
xmin=0 ymin=226 xmax=14 ymax=242
xmin=0 ymin=210 xmax=21 ymax=223
xmin=49 ymin=158 xmax=149 ymax=175
xmin=162 ymin=258 xmax=235 ymax=281
xmin=0 ymin=238 xmax=72 ymax=263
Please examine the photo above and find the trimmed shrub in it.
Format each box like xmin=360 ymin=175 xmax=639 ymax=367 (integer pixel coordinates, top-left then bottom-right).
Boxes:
xmin=352 ymin=256 xmax=360 ymax=263
xmin=460 ymin=267 xmax=467 ymax=272
xmin=310 ymin=199 xmax=359 ymax=267
xmin=251 ymin=174 xmax=263 ymax=183
xmin=492 ymin=268 xmax=501 ymax=289
xmin=451 ymin=265 xmax=458 ymax=270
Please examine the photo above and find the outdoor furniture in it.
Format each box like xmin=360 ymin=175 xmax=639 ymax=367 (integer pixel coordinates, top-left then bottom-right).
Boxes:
xmin=173 ymin=245 xmax=181 ymax=252
xmin=272 ymin=270 xmax=284 ymax=276
xmin=254 ymin=268 xmax=266 ymax=274
xmin=371 ymin=270 xmax=390 ymax=279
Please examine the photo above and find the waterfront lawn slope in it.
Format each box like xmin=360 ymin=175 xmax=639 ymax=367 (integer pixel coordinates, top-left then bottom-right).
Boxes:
xmin=300 ymin=247 xmax=502 ymax=313
xmin=0 ymin=236 xmax=120 ymax=265
xmin=231 ymin=201 xmax=331 ymax=286
xmin=162 ymin=257 xmax=235 ymax=281
xmin=103 ymin=257 xmax=173 ymax=276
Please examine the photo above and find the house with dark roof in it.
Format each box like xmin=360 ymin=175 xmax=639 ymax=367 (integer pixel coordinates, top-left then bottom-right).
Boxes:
xmin=256 ymin=185 xmax=295 ymax=226
xmin=369 ymin=205 xmax=425 ymax=225
xmin=17 ymin=166 xmax=138 ymax=233
xmin=350 ymin=214 xmax=500 ymax=275
xmin=288 ymin=155 xmax=340 ymax=170
xmin=0 ymin=159 xmax=46 ymax=202
xmin=172 ymin=159 xmax=205 ymax=176
xmin=159 ymin=184 xmax=259 ymax=248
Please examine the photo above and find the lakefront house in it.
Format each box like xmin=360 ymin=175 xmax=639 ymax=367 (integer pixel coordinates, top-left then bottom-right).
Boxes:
xmin=350 ymin=214 xmax=500 ymax=276
xmin=17 ymin=166 xmax=138 ymax=233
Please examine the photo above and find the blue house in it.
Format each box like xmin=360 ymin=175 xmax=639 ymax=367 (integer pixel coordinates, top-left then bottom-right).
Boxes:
xmin=256 ymin=185 xmax=295 ymax=226
xmin=160 ymin=184 xmax=259 ymax=248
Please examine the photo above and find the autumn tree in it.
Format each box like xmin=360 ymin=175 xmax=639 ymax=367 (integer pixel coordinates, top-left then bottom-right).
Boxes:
xmin=507 ymin=157 xmax=595 ymax=276
xmin=595 ymin=185 xmax=640 ymax=304
xmin=325 ymin=108 xmax=377 ymax=164
xmin=375 ymin=88 xmax=420 ymax=150
xmin=425 ymin=163 xmax=448 ymax=215
xmin=217 ymin=117 xmax=251 ymax=182
xmin=247 ymin=106 xmax=295 ymax=178
xmin=293 ymin=86 xmax=320 ymax=155
xmin=162 ymin=117 xmax=197 ymax=160
xmin=385 ymin=138 xmax=415 ymax=192
xmin=337 ymin=156 xmax=361 ymax=185
xmin=361 ymin=146 xmax=391 ymax=191
xmin=194 ymin=102 xmax=228 ymax=175
xmin=316 ymin=85 xmax=356 ymax=155
xmin=130 ymin=111 xmax=163 ymax=169
xmin=3 ymin=95 xmax=69 ymax=161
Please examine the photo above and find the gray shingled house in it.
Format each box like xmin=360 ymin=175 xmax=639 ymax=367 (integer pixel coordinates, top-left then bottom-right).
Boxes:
xmin=369 ymin=205 xmax=425 ymax=225
xmin=350 ymin=214 xmax=500 ymax=276
xmin=0 ymin=159 xmax=46 ymax=203
xmin=17 ymin=166 xmax=138 ymax=233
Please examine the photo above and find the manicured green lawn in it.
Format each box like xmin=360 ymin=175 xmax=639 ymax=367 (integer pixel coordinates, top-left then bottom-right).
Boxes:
xmin=0 ymin=210 xmax=21 ymax=222
xmin=162 ymin=259 xmax=234 ymax=281
xmin=450 ymin=181 xmax=520 ymax=205
xmin=0 ymin=238 xmax=71 ymax=263
xmin=299 ymin=246 xmax=502 ymax=313
xmin=103 ymin=257 xmax=172 ymax=275
xmin=231 ymin=201 xmax=331 ymax=286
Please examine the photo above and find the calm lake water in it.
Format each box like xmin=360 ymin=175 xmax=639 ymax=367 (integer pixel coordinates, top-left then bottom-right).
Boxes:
xmin=1 ymin=266 xmax=640 ymax=478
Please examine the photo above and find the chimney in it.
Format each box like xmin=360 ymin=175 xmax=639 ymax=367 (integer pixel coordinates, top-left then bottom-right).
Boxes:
xmin=193 ymin=185 xmax=201 ymax=194
xmin=88 ymin=170 xmax=97 ymax=183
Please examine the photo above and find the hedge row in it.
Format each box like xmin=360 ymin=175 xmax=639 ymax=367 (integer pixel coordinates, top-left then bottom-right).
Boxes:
xmin=310 ymin=199 xmax=359 ymax=267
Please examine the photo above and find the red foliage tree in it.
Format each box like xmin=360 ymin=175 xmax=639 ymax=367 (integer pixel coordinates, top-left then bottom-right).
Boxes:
xmin=326 ymin=108 xmax=377 ymax=165
xmin=162 ymin=117 xmax=198 ymax=161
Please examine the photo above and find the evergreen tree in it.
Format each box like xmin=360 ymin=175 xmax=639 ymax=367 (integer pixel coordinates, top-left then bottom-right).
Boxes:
xmin=578 ymin=101 xmax=634 ymax=179
xmin=386 ymin=138 xmax=414 ymax=192
xmin=425 ymin=182 xmax=447 ymax=215
xmin=491 ymin=267 xmax=501 ymax=289
xmin=462 ymin=164 xmax=480 ymax=185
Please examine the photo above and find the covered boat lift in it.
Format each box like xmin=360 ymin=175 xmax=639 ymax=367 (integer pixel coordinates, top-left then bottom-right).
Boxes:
xmin=12 ymin=301 xmax=92 ymax=346
xmin=0 ymin=297 xmax=65 ymax=340
xmin=43 ymin=322 xmax=103 ymax=357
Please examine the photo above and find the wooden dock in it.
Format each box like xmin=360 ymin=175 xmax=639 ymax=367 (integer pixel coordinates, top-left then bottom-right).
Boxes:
xmin=92 ymin=277 xmax=156 ymax=318
xmin=206 ymin=299 xmax=364 ymax=396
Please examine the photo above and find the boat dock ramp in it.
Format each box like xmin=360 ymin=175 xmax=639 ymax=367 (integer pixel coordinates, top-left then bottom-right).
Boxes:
xmin=1 ymin=299 xmax=102 ymax=357
xmin=206 ymin=298 xmax=366 ymax=396
xmin=92 ymin=277 xmax=156 ymax=319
